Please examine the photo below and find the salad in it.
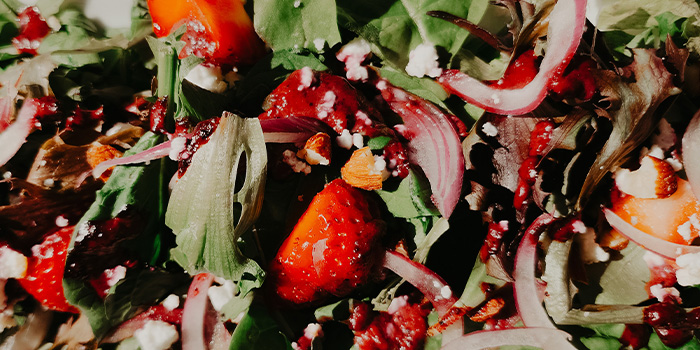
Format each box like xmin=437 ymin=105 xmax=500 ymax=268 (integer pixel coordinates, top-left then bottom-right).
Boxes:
xmin=1 ymin=0 xmax=700 ymax=348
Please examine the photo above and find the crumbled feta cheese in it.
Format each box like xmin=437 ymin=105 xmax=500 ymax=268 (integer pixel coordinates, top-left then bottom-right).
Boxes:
xmin=208 ymin=278 xmax=237 ymax=312
xmin=482 ymin=122 xmax=498 ymax=137
xmin=97 ymin=265 xmax=126 ymax=292
xmin=283 ymin=150 xmax=311 ymax=175
xmin=313 ymin=38 xmax=325 ymax=52
xmin=2 ymin=171 xmax=11 ymax=179
xmin=0 ymin=246 xmax=27 ymax=279
xmin=676 ymin=252 xmax=700 ymax=286
xmin=162 ymin=294 xmax=180 ymax=311
xmin=168 ymin=137 xmax=187 ymax=161
xmin=134 ymin=320 xmax=179 ymax=350
xmin=574 ymin=228 xmax=609 ymax=264
xmin=292 ymin=323 xmax=324 ymax=350
xmin=184 ymin=64 xmax=229 ymax=93
xmin=405 ymin=43 xmax=442 ymax=78
xmin=571 ymin=220 xmax=587 ymax=234
xmin=298 ymin=66 xmax=315 ymax=91
xmin=352 ymin=133 xmax=364 ymax=149
xmin=678 ymin=214 xmax=700 ymax=241
xmin=336 ymin=129 xmax=353 ymax=149
xmin=653 ymin=119 xmax=676 ymax=151
xmin=336 ymin=38 xmax=371 ymax=81
xmin=75 ymin=221 xmax=95 ymax=243
xmin=355 ymin=111 xmax=372 ymax=126
xmin=293 ymin=0 xmax=301 ymax=7
xmin=43 ymin=178 xmax=55 ymax=188
xmin=440 ymin=285 xmax=452 ymax=299
xmin=321 ymin=91 xmax=336 ymax=110
xmin=55 ymin=215 xmax=69 ymax=227
xmin=388 ymin=295 xmax=409 ymax=314
xmin=649 ymin=283 xmax=680 ymax=302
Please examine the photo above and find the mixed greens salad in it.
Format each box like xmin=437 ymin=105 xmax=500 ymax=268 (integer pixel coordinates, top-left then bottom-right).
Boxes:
xmin=2 ymin=0 xmax=700 ymax=349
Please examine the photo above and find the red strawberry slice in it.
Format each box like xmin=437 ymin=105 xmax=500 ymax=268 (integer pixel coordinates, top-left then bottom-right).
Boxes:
xmin=19 ymin=226 xmax=78 ymax=313
xmin=267 ymin=179 xmax=385 ymax=306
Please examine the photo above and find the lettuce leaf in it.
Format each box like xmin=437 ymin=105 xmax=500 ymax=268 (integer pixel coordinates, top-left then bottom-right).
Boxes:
xmin=166 ymin=112 xmax=267 ymax=294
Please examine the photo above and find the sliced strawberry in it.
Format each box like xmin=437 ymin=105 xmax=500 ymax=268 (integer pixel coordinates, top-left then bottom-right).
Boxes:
xmin=351 ymin=297 xmax=430 ymax=350
xmin=267 ymin=179 xmax=385 ymax=306
xmin=12 ymin=6 xmax=51 ymax=55
xmin=19 ymin=226 xmax=78 ymax=313
xmin=147 ymin=0 xmax=265 ymax=65
xmin=611 ymin=179 xmax=700 ymax=245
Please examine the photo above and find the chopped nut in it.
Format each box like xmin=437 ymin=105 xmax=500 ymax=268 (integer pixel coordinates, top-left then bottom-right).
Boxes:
xmin=341 ymin=147 xmax=383 ymax=190
xmin=615 ymin=156 xmax=678 ymax=198
xmin=86 ymin=143 xmax=123 ymax=181
xmin=469 ymin=298 xmax=505 ymax=322
xmin=297 ymin=132 xmax=331 ymax=165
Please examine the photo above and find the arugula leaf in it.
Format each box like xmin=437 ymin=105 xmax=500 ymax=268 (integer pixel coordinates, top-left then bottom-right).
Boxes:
xmin=378 ymin=67 xmax=448 ymax=108
xmin=166 ymin=113 xmax=267 ymax=294
xmin=229 ymin=303 xmax=294 ymax=350
xmin=254 ymin=0 xmax=341 ymax=53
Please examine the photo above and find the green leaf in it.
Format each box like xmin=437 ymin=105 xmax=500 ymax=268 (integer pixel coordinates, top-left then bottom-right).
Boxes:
xmin=64 ymin=268 xmax=189 ymax=339
xmin=367 ymin=136 xmax=392 ymax=150
xmin=648 ymin=333 xmax=700 ymax=350
xmin=254 ymin=0 xmax=341 ymax=53
xmin=378 ymin=67 xmax=448 ymax=107
xmin=166 ymin=113 xmax=267 ymax=294
xmin=229 ymin=303 xmax=294 ymax=350
xmin=375 ymin=169 xmax=439 ymax=218
xmin=314 ymin=299 xmax=354 ymax=322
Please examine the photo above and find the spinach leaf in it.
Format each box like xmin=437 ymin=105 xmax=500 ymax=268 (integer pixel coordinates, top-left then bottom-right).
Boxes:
xmin=166 ymin=113 xmax=267 ymax=294
xmin=64 ymin=132 xmax=177 ymax=337
xmin=254 ymin=0 xmax=341 ymax=53
xmin=376 ymin=169 xmax=439 ymax=218
xmin=229 ymin=303 xmax=294 ymax=350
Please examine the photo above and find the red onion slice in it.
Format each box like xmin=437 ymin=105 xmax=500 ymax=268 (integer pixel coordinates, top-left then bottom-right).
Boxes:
xmin=103 ymin=305 xmax=183 ymax=343
xmin=513 ymin=213 xmax=577 ymax=349
xmin=438 ymin=0 xmax=587 ymax=115
xmin=682 ymin=109 xmax=700 ymax=200
xmin=0 ymin=97 xmax=12 ymax=133
xmin=182 ymin=273 xmax=215 ymax=350
xmin=378 ymin=84 xmax=464 ymax=218
xmin=0 ymin=98 xmax=39 ymax=167
xmin=441 ymin=328 xmax=572 ymax=350
xmin=603 ymin=208 xmax=700 ymax=259
xmin=382 ymin=250 xmax=456 ymax=316
xmin=513 ymin=213 xmax=555 ymax=328
xmin=260 ymin=116 xmax=333 ymax=144
xmin=91 ymin=138 xmax=175 ymax=179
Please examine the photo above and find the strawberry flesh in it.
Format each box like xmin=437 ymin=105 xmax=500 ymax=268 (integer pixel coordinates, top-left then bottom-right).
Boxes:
xmin=19 ymin=226 xmax=78 ymax=313
xmin=12 ymin=6 xmax=51 ymax=56
xmin=267 ymin=179 xmax=385 ymax=306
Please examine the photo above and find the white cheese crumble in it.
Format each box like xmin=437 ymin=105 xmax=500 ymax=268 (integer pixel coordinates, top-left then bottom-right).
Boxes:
xmin=162 ymin=294 xmax=180 ymax=311
xmin=482 ymin=122 xmax=498 ymax=137
xmin=676 ymin=252 xmax=700 ymax=286
xmin=440 ymin=285 xmax=452 ymax=299
xmin=55 ymin=215 xmax=69 ymax=227
xmin=653 ymin=119 xmax=676 ymax=151
xmin=298 ymin=66 xmax=315 ymax=91
xmin=168 ymin=136 xmax=187 ymax=161
xmin=405 ymin=43 xmax=442 ymax=78
xmin=208 ymin=278 xmax=237 ymax=312
xmin=2 ymin=171 xmax=11 ymax=179
xmin=0 ymin=246 xmax=27 ymax=279
xmin=352 ymin=133 xmax=364 ymax=149
xmin=373 ymin=155 xmax=390 ymax=180
xmin=184 ymin=64 xmax=229 ymax=93
xmin=103 ymin=266 xmax=127 ymax=290
xmin=283 ymin=150 xmax=311 ymax=175
xmin=355 ymin=111 xmax=372 ymax=126
xmin=649 ymin=283 xmax=680 ymax=302
xmin=387 ymin=295 xmax=409 ymax=314
xmin=313 ymin=38 xmax=325 ymax=52
xmin=293 ymin=0 xmax=301 ymax=7
xmin=574 ymin=228 xmax=609 ymax=264
xmin=292 ymin=323 xmax=324 ymax=350
xmin=336 ymin=129 xmax=353 ymax=149
xmin=75 ymin=221 xmax=95 ymax=243
xmin=336 ymin=38 xmax=371 ymax=81
xmin=678 ymin=214 xmax=700 ymax=242
xmin=134 ymin=320 xmax=179 ymax=350
xmin=43 ymin=178 xmax=55 ymax=188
